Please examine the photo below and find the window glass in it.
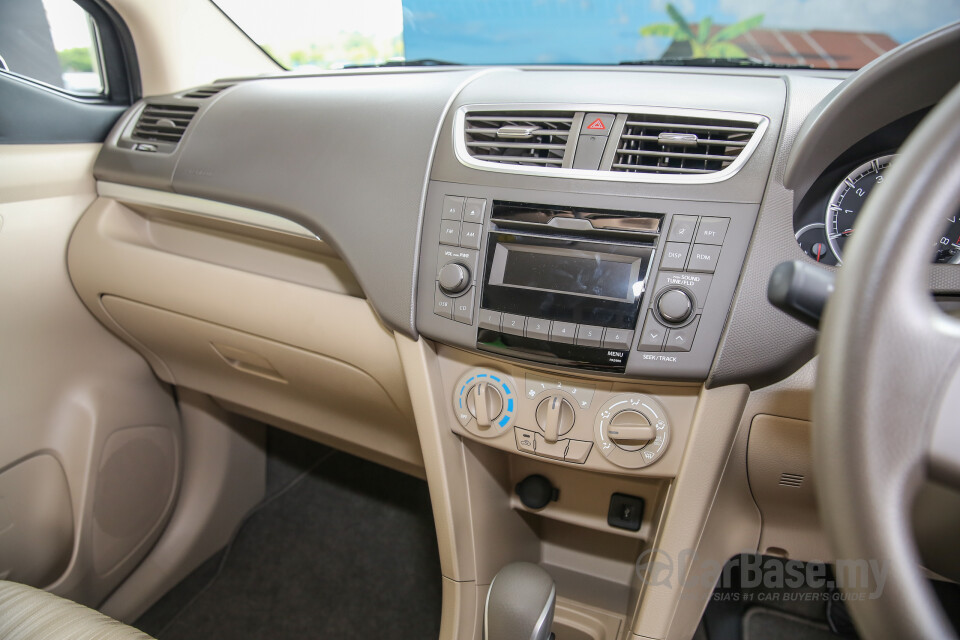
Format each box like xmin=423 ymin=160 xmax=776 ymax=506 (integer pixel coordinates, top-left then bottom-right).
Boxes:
xmin=212 ymin=0 xmax=960 ymax=71
xmin=0 ymin=0 xmax=104 ymax=95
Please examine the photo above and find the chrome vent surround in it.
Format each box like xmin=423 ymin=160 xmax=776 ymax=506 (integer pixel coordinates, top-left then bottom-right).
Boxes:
xmin=454 ymin=105 xmax=767 ymax=183
xmin=180 ymin=84 xmax=233 ymax=99
xmin=612 ymin=114 xmax=759 ymax=175
xmin=131 ymin=104 xmax=199 ymax=144
xmin=462 ymin=111 xmax=575 ymax=168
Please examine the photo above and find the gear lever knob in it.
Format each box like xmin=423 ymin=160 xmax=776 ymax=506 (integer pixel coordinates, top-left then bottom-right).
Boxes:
xmin=484 ymin=562 xmax=556 ymax=640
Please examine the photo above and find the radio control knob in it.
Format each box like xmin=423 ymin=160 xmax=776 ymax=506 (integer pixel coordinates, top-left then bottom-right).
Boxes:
xmin=438 ymin=263 xmax=470 ymax=295
xmin=656 ymin=288 xmax=693 ymax=324
xmin=535 ymin=395 xmax=576 ymax=443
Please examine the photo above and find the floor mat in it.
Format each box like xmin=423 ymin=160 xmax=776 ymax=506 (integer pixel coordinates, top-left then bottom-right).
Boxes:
xmin=742 ymin=608 xmax=837 ymax=640
xmin=136 ymin=429 xmax=442 ymax=640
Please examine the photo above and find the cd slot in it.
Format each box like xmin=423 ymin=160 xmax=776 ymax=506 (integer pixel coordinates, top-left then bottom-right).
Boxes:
xmin=491 ymin=201 xmax=661 ymax=243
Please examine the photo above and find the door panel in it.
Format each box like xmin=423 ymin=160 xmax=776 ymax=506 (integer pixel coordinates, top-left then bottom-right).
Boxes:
xmin=0 ymin=143 xmax=181 ymax=608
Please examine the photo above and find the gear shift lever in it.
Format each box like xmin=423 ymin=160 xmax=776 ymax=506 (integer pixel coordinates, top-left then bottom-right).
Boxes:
xmin=484 ymin=562 xmax=556 ymax=640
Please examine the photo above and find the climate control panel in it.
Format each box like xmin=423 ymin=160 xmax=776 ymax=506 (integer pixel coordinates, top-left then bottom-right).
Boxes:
xmin=445 ymin=359 xmax=693 ymax=477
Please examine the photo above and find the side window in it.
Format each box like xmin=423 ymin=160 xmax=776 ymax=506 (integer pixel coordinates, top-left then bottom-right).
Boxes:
xmin=0 ymin=0 xmax=104 ymax=96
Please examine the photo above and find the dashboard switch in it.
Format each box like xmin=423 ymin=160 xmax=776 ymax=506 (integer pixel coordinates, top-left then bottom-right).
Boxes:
xmin=452 ymin=286 xmax=475 ymax=324
xmin=442 ymin=195 xmax=464 ymax=220
xmin=434 ymin=284 xmax=453 ymax=319
xmin=438 ymin=262 xmax=470 ymax=295
xmin=550 ymin=321 xmax=577 ymax=344
xmin=667 ymin=215 xmax=698 ymax=243
xmin=638 ymin=312 xmax=667 ymax=351
xmin=565 ymin=440 xmax=593 ymax=464
xmin=478 ymin=308 xmax=502 ymax=331
xmin=501 ymin=314 xmax=526 ymax=336
xmin=602 ymin=328 xmax=634 ymax=351
xmin=695 ymin=217 xmax=729 ymax=245
xmin=533 ymin=433 xmax=568 ymax=460
xmin=514 ymin=428 xmax=536 ymax=454
xmin=665 ymin=316 xmax=700 ymax=352
xmin=687 ymin=244 xmax=721 ymax=273
xmin=460 ymin=222 xmax=482 ymax=249
xmin=439 ymin=219 xmax=461 ymax=246
xmin=660 ymin=242 xmax=690 ymax=271
xmin=575 ymin=325 xmax=604 ymax=348
xmin=525 ymin=317 xmax=551 ymax=341
xmin=463 ymin=198 xmax=486 ymax=223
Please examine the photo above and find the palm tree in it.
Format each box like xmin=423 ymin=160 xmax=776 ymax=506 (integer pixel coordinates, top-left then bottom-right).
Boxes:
xmin=641 ymin=4 xmax=763 ymax=59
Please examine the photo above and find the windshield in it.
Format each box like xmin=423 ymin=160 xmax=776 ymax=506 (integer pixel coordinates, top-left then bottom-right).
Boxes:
xmin=213 ymin=0 xmax=960 ymax=71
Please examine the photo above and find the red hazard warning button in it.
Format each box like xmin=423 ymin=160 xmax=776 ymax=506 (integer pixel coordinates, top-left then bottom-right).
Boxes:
xmin=580 ymin=113 xmax=614 ymax=137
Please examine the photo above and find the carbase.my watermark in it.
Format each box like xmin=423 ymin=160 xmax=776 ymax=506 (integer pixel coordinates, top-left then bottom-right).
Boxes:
xmin=636 ymin=550 xmax=888 ymax=600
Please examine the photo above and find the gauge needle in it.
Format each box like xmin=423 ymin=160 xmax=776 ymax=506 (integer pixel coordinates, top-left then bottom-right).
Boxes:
xmin=816 ymin=244 xmax=823 ymax=262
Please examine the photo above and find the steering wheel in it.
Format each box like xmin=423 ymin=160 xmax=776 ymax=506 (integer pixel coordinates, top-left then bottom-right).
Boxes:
xmin=814 ymin=81 xmax=960 ymax=639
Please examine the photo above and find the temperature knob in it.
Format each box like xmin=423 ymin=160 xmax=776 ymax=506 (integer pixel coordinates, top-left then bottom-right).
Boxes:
xmin=467 ymin=381 xmax=504 ymax=429
xmin=438 ymin=263 xmax=470 ymax=295
xmin=452 ymin=369 xmax=518 ymax=438
xmin=535 ymin=395 xmax=576 ymax=443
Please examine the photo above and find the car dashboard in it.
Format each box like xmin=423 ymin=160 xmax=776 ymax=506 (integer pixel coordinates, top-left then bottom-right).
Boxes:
xmin=64 ymin=30 xmax=960 ymax=639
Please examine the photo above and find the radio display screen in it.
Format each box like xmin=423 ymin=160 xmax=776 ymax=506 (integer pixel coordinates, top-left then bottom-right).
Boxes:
xmin=501 ymin=248 xmax=634 ymax=300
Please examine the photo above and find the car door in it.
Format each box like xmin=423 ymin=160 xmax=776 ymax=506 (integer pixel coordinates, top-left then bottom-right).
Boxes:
xmin=0 ymin=0 xmax=181 ymax=609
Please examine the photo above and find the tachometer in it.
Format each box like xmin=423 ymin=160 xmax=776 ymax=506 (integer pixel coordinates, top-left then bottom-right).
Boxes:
xmin=825 ymin=153 xmax=960 ymax=264
xmin=825 ymin=154 xmax=894 ymax=264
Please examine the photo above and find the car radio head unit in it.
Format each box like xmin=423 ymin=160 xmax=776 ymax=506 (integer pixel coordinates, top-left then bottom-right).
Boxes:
xmin=477 ymin=201 xmax=659 ymax=372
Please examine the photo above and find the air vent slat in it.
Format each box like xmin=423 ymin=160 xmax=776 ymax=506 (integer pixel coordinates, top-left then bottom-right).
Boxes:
xmin=612 ymin=113 xmax=759 ymax=176
xmin=463 ymin=110 xmax=574 ymax=168
xmin=131 ymin=103 xmax=199 ymax=145
xmin=611 ymin=164 xmax=712 ymax=174
xmin=181 ymin=84 xmax=233 ymax=99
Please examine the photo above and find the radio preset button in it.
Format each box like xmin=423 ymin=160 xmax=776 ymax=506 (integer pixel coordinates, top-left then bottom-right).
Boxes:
xmin=460 ymin=222 xmax=483 ymax=250
xmin=434 ymin=284 xmax=454 ymax=319
xmin=550 ymin=321 xmax=577 ymax=344
xmin=439 ymin=219 xmax=461 ymax=246
xmin=463 ymin=198 xmax=487 ymax=223
xmin=438 ymin=263 xmax=470 ymax=295
xmin=452 ymin=287 xmax=476 ymax=324
xmin=665 ymin=316 xmax=700 ymax=352
xmin=667 ymin=215 xmax=698 ymax=244
xmin=638 ymin=312 xmax=667 ymax=351
xmin=687 ymin=243 xmax=720 ymax=274
xmin=656 ymin=288 xmax=693 ymax=324
xmin=525 ymin=317 xmax=551 ymax=341
xmin=442 ymin=195 xmax=464 ymax=220
xmin=602 ymin=328 xmax=634 ymax=351
xmin=576 ymin=325 xmax=604 ymax=348
xmin=501 ymin=313 xmax=526 ymax=337
xmin=695 ymin=217 xmax=729 ymax=245
xmin=660 ymin=242 xmax=690 ymax=271
xmin=478 ymin=309 xmax=502 ymax=331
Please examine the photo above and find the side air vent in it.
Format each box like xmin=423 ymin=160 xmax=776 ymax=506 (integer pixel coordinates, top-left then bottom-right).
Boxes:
xmin=612 ymin=115 xmax=759 ymax=175
xmin=131 ymin=104 xmax=199 ymax=144
xmin=181 ymin=84 xmax=233 ymax=99
xmin=463 ymin=111 xmax=575 ymax=168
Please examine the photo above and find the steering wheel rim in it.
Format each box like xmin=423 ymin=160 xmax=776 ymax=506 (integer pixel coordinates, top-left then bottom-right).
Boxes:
xmin=814 ymin=81 xmax=960 ymax=639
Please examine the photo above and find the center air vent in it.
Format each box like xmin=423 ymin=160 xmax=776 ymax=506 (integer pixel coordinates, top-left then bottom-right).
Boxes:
xmin=611 ymin=114 xmax=759 ymax=175
xmin=131 ymin=104 xmax=199 ymax=144
xmin=181 ymin=84 xmax=233 ymax=99
xmin=462 ymin=111 xmax=575 ymax=168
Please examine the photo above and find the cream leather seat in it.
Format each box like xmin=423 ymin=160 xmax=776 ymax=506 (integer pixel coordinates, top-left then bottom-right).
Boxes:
xmin=0 ymin=582 xmax=153 ymax=640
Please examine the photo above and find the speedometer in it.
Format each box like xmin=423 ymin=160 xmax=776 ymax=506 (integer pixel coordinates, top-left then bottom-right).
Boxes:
xmin=825 ymin=154 xmax=894 ymax=264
